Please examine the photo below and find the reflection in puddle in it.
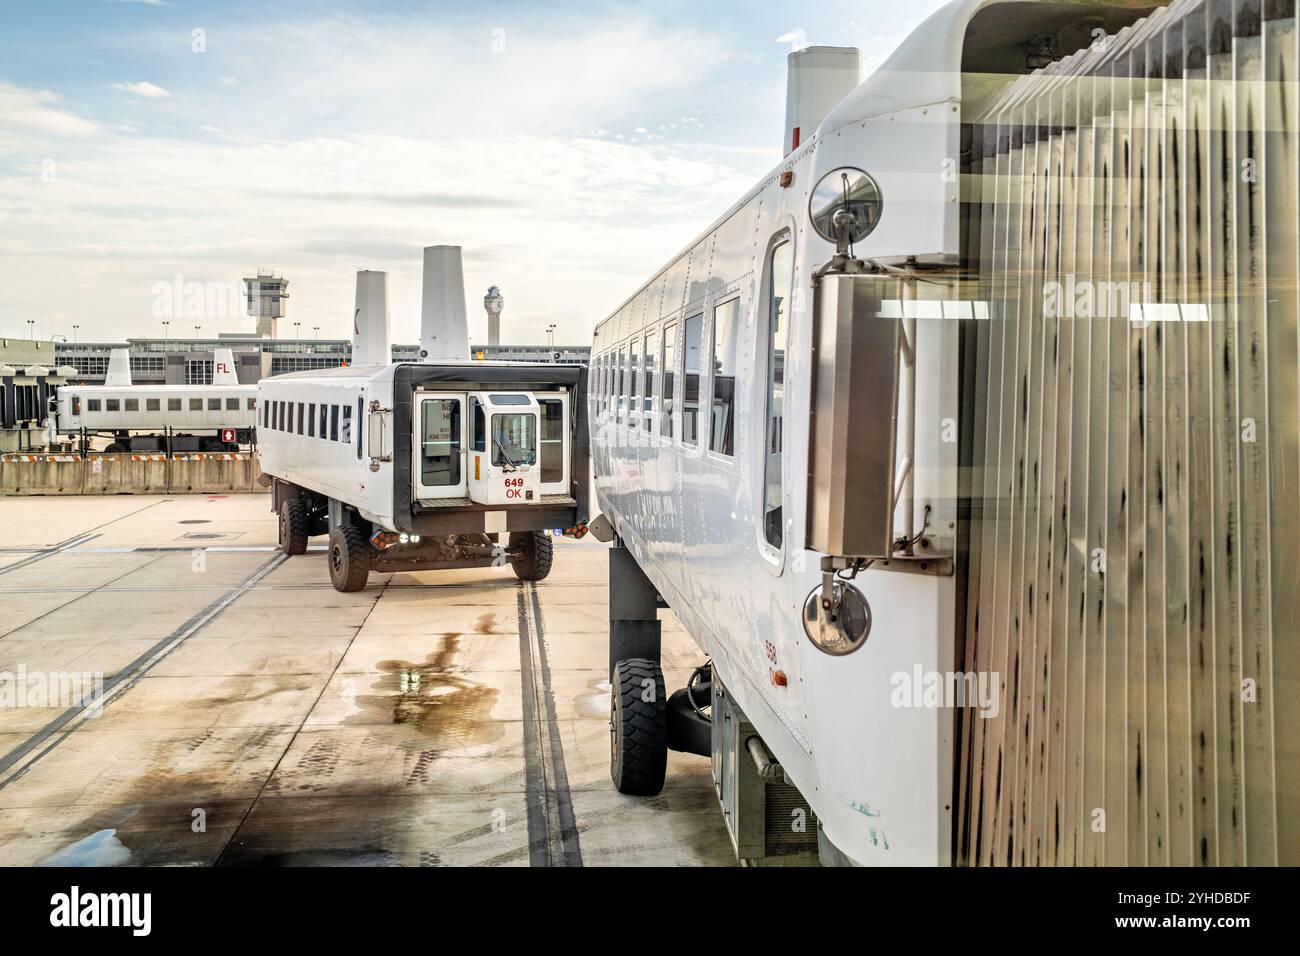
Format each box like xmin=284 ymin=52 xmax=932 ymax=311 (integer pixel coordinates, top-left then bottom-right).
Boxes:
xmin=40 ymin=828 xmax=132 ymax=867
xmin=574 ymin=678 xmax=612 ymax=718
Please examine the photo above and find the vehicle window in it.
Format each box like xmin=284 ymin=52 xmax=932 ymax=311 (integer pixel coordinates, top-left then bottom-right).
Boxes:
xmin=643 ymin=328 xmax=658 ymax=432
xmin=471 ymin=397 xmax=485 ymax=452
xmin=629 ymin=335 xmax=642 ymax=429
xmin=106 ymin=399 xmax=120 ymax=412
xmin=539 ymin=398 xmax=564 ymax=483
xmin=308 ymin=403 xmax=316 ymax=437
xmin=661 ymin=324 xmax=676 ymax=438
xmin=491 ymin=412 xmax=537 ymax=466
xmin=763 ymin=240 xmax=793 ymax=547
xmin=170 ymin=398 xmax=182 ymax=412
xmin=616 ymin=344 xmax=627 ymax=423
xmin=683 ymin=313 xmax=703 ymax=446
xmin=341 ymin=404 xmax=352 ymax=443
xmin=329 ymin=405 xmax=339 ymax=441
xmin=124 ymin=398 xmax=138 ymax=412
xmin=710 ymin=298 xmax=739 ymax=456
xmin=297 ymin=402 xmax=305 ymax=436
xmin=421 ymin=398 xmax=461 ymax=485
xmin=88 ymin=398 xmax=101 ymax=412
xmin=146 ymin=398 xmax=160 ymax=412
xmin=208 ymin=397 xmax=220 ymax=411
xmin=227 ymin=397 xmax=239 ymax=411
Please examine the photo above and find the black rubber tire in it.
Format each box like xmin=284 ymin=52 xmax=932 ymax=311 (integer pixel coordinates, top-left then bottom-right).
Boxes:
xmin=279 ymin=498 xmax=310 ymax=556
xmin=328 ymin=524 xmax=371 ymax=592
xmin=509 ymin=530 xmax=554 ymax=581
xmin=610 ymin=658 xmax=668 ymax=796
xmin=104 ymin=443 xmax=126 ymax=453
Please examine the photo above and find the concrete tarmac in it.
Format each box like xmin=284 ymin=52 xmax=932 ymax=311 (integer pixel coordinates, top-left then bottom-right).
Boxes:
xmin=0 ymin=494 xmax=735 ymax=866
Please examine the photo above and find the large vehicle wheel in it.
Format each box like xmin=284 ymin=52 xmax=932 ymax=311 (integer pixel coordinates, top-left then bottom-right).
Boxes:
xmin=610 ymin=658 xmax=668 ymax=796
xmin=328 ymin=525 xmax=371 ymax=592
xmin=279 ymin=498 xmax=310 ymax=555
xmin=509 ymin=530 xmax=553 ymax=581
xmin=104 ymin=442 xmax=126 ymax=453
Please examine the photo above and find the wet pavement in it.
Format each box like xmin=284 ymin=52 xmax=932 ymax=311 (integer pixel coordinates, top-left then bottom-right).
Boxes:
xmin=0 ymin=494 xmax=735 ymax=866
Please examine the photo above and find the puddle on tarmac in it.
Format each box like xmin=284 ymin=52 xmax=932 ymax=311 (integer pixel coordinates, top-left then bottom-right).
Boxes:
xmin=40 ymin=828 xmax=133 ymax=867
xmin=359 ymin=634 xmax=502 ymax=750
xmin=474 ymin=612 xmax=497 ymax=634
xmin=574 ymin=676 xmax=612 ymax=719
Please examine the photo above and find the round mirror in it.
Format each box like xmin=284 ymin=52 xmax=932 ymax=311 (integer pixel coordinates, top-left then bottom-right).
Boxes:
xmin=808 ymin=167 xmax=883 ymax=246
xmin=802 ymin=580 xmax=872 ymax=655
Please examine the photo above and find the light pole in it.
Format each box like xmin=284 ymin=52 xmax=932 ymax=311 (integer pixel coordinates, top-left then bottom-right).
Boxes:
xmin=313 ymin=325 xmax=319 ymax=341
xmin=194 ymin=325 xmax=201 ymax=339
xmin=26 ymin=319 xmax=35 ymax=339
xmin=294 ymin=321 xmax=301 ymax=342
xmin=546 ymin=323 xmax=556 ymax=347
xmin=72 ymin=324 xmax=79 ymax=344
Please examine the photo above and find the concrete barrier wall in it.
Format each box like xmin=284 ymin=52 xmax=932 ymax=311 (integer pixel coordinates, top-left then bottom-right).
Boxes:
xmin=0 ymin=454 xmax=269 ymax=495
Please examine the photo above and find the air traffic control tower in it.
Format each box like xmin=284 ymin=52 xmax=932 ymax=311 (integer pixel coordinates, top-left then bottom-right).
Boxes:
xmin=244 ymin=270 xmax=289 ymax=338
xmin=483 ymin=285 xmax=503 ymax=345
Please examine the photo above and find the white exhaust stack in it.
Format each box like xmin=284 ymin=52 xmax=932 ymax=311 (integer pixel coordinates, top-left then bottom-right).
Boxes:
xmin=783 ymin=46 xmax=864 ymax=155
xmin=105 ymin=347 xmax=132 ymax=386
xmin=419 ymin=245 xmax=470 ymax=362
xmin=352 ymin=270 xmax=391 ymax=366
xmin=211 ymin=347 xmax=239 ymax=385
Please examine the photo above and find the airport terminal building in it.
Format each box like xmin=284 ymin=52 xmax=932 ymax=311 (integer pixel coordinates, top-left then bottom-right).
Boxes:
xmin=54 ymin=337 xmax=590 ymax=385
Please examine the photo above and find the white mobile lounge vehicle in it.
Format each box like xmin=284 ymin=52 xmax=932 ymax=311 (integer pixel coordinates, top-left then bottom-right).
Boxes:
xmin=50 ymin=347 xmax=257 ymax=452
xmin=258 ymin=247 xmax=590 ymax=592
xmin=590 ymin=0 xmax=1298 ymax=867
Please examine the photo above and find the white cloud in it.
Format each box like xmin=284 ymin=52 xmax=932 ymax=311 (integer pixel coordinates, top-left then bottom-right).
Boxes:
xmin=775 ymin=28 xmax=808 ymax=50
xmin=0 ymin=13 xmax=770 ymax=344
xmin=113 ymin=81 xmax=170 ymax=99
xmin=219 ymin=76 xmax=238 ymax=87
xmin=0 ymin=83 xmax=99 ymax=138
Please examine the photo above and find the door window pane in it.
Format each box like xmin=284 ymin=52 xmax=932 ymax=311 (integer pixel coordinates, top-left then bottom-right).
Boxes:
xmin=420 ymin=399 xmax=462 ymax=486
xmin=539 ymin=399 xmax=564 ymax=483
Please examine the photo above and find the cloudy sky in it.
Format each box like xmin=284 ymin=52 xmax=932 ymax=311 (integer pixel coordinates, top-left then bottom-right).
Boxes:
xmin=0 ymin=0 xmax=945 ymax=346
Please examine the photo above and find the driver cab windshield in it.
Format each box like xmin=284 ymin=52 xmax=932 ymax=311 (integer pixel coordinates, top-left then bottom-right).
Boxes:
xmin=491 ymin=413 xmax=537 ymax=467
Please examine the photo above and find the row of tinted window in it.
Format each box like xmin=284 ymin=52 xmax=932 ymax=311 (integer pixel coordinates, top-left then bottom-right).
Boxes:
xmin=592 ymin=296 xmax=737 ymax=457
xmin=262 ymin=397 xmax=352 ymax=444
xmin=84 ymin=396 xmax=254 ymax=413
xmin=592 ymin=239 xmax=792 ymax=547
